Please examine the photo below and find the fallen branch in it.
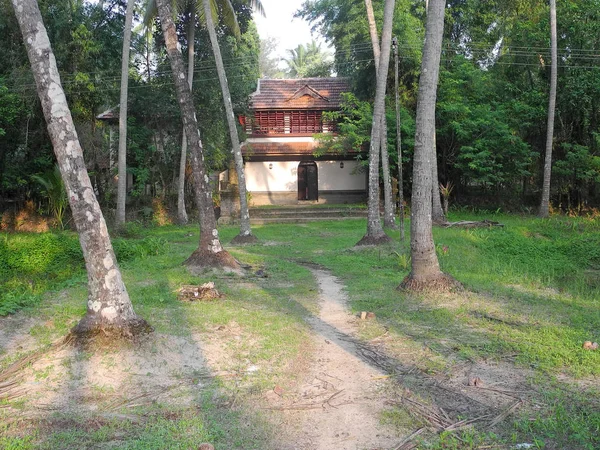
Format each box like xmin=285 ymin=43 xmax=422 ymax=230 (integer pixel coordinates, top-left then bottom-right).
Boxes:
xmin=487 ymin=400 xmax=523 ymax=429
xmin=0 ymin=335 xmax=72 ymax=385
xmin=442 ymin=220 xmax=504 ymax=229
xmin=393 ymin=427 xmax=425 ymax=450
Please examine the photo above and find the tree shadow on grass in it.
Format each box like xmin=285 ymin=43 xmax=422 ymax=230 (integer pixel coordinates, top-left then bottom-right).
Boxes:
xmin=0 ymin=278 xmax=277 ymax=449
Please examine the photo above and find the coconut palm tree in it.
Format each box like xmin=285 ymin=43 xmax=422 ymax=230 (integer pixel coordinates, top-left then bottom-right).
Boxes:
xmin=11 ymin=0 xmax=150 ymax=337
xmin=400 ymin=0 xmax=457 ymax=291
xmin=283 ymin=40 xmax=331 ymax=78
xmin=539 ymin=0 xmax=557 ymax=217
xmin=363 ymin=0 xmax=396 ymax=230
xmin=145 ymin=0 xmax=262 ymax=238
xmin=116 ymin=0 xmax=135 ymax=228
xmin=356 ymin=0 xmax=395 ymax=246
xmin=155 ymin=0 xmax=241 ymax=269
xmin=200 ymin=0 xmax=263 ymax=243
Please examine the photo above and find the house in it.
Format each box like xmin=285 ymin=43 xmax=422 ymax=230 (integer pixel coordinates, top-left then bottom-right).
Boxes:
xmin=220 ymin=77 xmax=367 ymax=207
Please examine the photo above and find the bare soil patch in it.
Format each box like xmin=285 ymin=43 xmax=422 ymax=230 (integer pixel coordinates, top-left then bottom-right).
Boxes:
xmin=265 ymin=268 xmax=400 ymax=450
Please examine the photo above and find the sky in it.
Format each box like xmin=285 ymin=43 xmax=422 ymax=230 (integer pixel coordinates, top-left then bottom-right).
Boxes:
xmin=252 ymin=0 xmax=330 ymax=61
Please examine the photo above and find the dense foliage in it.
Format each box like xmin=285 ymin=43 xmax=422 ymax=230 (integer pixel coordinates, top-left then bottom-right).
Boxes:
xmin=2 ymin=0 xmax=600 ymax=219
xmin=300 ymin=0 xmax=600 ymax=210
xmin=0 ymin=0 xmax=260 ymax=220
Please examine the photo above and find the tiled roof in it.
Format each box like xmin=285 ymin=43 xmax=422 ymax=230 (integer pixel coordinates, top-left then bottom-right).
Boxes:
xmin=242 ymin=140 xmax=318 ymax=156
xmin=250 ymin=78 xmax=351 ymax=110
xmin=96 ymin=107 xmax=119 ymax=121
xmin=241 ymin=139 xmax=362 ymax=157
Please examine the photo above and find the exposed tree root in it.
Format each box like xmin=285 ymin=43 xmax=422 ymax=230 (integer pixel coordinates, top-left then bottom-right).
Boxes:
xmin=229 ymin=233 xmax=258 ymax=245
xmin=184 ymin=248 xmax=241 ymax=271
xmin=398 ymin=272 xmax=463 ymax=292
xmin=70 ymin=316 xmax=153 ymax=348
xmin=355 ymin=233 xmax=393 ymax=246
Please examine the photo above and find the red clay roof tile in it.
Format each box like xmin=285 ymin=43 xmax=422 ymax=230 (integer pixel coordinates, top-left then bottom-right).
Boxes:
xmin=250 ymin=78 xmax=351 ymax=110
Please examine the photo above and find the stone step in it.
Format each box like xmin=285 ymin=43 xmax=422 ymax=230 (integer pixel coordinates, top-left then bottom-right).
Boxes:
xmin=218 ymin=205 xmax=369 ymax=225
xmin=248 ymin=216 xmax=366 ymax=225
xmin=248 ymin=208 xmax=367 ymax=218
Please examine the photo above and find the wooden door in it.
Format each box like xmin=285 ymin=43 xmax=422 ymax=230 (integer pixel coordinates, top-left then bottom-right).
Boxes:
xmin=298 ymin=162 xmax=318 ymax=201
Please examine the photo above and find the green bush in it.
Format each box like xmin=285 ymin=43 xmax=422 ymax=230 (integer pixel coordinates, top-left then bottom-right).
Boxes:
xmin=0 ymin=232 xmax=167 ymax=316
xmin=112 ymin=236 xmax=167 ymax=263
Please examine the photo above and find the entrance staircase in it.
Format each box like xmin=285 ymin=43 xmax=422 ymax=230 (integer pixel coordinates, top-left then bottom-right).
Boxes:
xmin=221 ymin=204 xmax=368 ymax=225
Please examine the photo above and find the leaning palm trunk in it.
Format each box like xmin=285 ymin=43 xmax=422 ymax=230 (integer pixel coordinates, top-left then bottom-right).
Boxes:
xmin=356 ymin=0 xmax=395 ymax=246
xmin=157 ymin=0 xmax=239 ymax=269
xmin=12 ymin=0 xmax=150 ymax=336
xmin=400 ymin=0 xmax=458 ymax=291
xmin=116 ymin=0 xmax=135 ymax=227
xmin=539 ymin=0 xmax=557 ymax=218
xmin=202 ymin=0 xmax=256 ymax=244
xmin=364 ymin=0 xmax=396 ymax=229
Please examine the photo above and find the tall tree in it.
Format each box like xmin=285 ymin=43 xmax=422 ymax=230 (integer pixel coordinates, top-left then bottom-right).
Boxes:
xmin=364 ymin=0 xmax=396 ymax=229
xmin=539 ymin=0 xmax=557 ymax=217
xmin=201 ymin=0 xmax=259 ymax=244
xmin=427 ymin=0 xmax=445 ymax=224
xmin=177 ymin=10 xmax=195 ymax=225
xmin=284 ymin=40 xmax=332 ymax=78
xmin=393 ymin=36 xmax=405 ymax=241
xmin=11 ymin=0 xmax=150 ymax=336
xmin=116 ymin=0 xmax=136 ymax=227
xmin=400 ymin=0 xmax=456 ymax=290
xmin=144 ymin=1 xmax=198 ymax=225
xmin=356 ymin=0 xmax=395 ymax=246
xmin=431 ymin=132 xmax=446 ymax=223
xmin=156 ymin=0 xmax=240 ymax=269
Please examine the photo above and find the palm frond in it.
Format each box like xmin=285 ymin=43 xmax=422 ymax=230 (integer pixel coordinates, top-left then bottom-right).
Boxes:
xmin=250 ymin=0 xmax=265 ymax=18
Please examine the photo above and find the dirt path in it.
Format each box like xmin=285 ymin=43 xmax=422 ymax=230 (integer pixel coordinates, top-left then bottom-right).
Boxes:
xmin=269 ymin=268 xmax=399 ymax=450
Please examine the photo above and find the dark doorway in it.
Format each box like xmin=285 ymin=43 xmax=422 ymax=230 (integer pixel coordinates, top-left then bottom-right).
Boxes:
xmin=298 ymin=161 xmax=318 ymax=201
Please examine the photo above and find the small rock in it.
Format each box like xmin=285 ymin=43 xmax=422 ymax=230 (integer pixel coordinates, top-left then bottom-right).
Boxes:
xmin=583 ymin=341 xmax=596 ymax=350
xmin=273 ymin=385 xmax=284 ymax=396
xmin=468 ymin=376 xmax=483 ymax=387
xmin=198 ymin=444 xmax=214 ymax=450
xmin=366 ymin=312 xmax=376 ymax=319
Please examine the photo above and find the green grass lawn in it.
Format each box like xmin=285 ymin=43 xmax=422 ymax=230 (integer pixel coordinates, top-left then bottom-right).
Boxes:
xmin=1 ymin=212 xmax=599 ymax=449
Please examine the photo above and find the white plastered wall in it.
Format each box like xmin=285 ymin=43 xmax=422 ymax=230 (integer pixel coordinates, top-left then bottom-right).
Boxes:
xmin=245 ymin=160 xmax=365 ymax=193
xmin=317 ymin=160 xmax=365 ymax=191
xmin=245 ymin=161 xmax=298 ymax=192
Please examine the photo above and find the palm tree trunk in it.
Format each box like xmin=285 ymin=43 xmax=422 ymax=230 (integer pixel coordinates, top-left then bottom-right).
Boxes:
xmin=365 ymin=0 xmax=380 ymax=64
xmin=393 ymin=37 xmax=405 ymax=241
xmin=116 ymin=0 xmax=135 ymax=227
xmin=431 ymin=130 xmax=446 ymax=223
xmin=202 ymin=0 xmax=256 ymax=244
xmin=156 ymin=0 xmax=239 ymax=269
xmin=400 ymin=0 xmax=457 ymax=291
xmin=12 ymin=0 xmax=150 ymax=336
xmin=539 ymin=0 xmax=557 ymax=218
xmin=356 ymin=0 xmax=395 ymax=246
xmin=364 ymin=0 xmax=396 ymax=229
xmin=177 ymin=13 xmax=195 ymax=225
